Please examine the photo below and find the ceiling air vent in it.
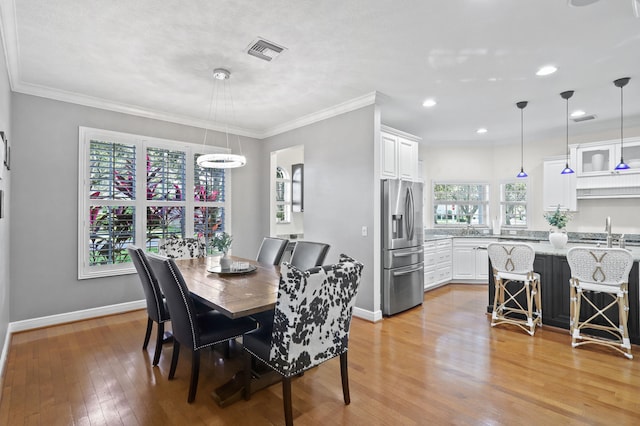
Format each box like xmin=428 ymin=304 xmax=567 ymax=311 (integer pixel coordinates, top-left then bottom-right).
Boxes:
xmin=246 ymin=38 xmax=286 ymax=62
xmin=573 ymin=114 xmax=596 ymax=122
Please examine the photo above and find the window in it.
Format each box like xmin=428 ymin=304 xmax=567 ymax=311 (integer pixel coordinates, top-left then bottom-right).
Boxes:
xmin=501 ymin=181 xmax=528 ymax=227
xmin=275 ymin=166 xmax=291 ymax=223
xmin=433 ymin=183 xmax=489 ymax=226
xmin=78 ymin=127 xmax=230 ymax=279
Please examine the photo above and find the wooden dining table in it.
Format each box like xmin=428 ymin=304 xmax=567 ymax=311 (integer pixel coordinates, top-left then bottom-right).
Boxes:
xmin=173 ymin=255 xmax=282 ymax=407
xmin=175 ymin=255 xmax=281 ymax=318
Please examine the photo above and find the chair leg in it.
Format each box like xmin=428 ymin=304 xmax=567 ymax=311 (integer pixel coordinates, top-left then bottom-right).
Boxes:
xmin=243 ymin=351 xmax=253 ymax=401
xmin=188 ymin=351 xmax=200 ymax=403
xmin=340 ymin=352 xmax=350 ymax=405
xmin=143 ymin=317 xmax=153 ymax=350
xmin=152 ymin=322 xmax=164 ymax=366
xmin=169 ymin=341 xmax=180 ymax=380
xmin=282 ymin=376 xmax=293 ymax=426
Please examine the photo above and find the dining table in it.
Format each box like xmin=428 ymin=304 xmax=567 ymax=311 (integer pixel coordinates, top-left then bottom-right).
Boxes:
xmin=174 ymin=255 xmax=282 ymax=407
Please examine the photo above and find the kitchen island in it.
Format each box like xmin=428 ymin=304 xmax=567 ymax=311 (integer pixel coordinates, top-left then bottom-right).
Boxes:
xmin=488 ymin=242 xmax=640 ymax=344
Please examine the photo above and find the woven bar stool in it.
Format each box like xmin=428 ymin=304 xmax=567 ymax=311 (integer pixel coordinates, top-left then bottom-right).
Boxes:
xmin=488 ymin=242 xmax=542 ymax=336
xmin=567 ymin=247 xmax=634 ymax=359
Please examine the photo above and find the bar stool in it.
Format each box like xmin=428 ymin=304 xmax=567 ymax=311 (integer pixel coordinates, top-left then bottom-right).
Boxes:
xmin=567 ymin=247 xmax=634 ymax=359
xmin=488 ymin=242 xmax=542 ymax=335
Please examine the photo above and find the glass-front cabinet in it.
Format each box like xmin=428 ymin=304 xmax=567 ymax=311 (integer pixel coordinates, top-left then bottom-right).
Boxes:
xmin=575 ymin=137 xmax=640 ymax=176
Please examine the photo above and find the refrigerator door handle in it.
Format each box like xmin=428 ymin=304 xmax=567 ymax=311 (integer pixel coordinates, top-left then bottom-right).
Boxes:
xmin=393 ymin=266 xmax=423 ymax=276
xmin=405 ymin=186 xmax=415 ymax=241
xmin=392 ymin=249 xmax=423 ymax=257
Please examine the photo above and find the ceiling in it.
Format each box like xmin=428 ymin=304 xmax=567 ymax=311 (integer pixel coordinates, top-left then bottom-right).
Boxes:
xmin=2 ymin=0 xmax=640 ymax=145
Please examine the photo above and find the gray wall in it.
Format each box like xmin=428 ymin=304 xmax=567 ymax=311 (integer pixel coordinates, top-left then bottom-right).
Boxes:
xmin=0 ymin=32 xmax=11 ymax=365
xmin=263 ymin=106 xmax=376 ymax=312
xmin=10 ymin=93 xmax=262 ymax=322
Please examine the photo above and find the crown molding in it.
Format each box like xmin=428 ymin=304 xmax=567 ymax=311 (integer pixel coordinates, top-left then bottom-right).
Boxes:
xmin=261 ymin=91 xmax=380 ymax=139
xmin=0 ymin=0 xmax=20 ymax=91
xmin=12 ymin=80 xmax=264 ymax=139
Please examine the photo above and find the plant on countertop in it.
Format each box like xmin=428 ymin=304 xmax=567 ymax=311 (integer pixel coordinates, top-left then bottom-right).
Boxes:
xmin=544 ymin=204 xmax=572 ymax=230
xmin=211 ymin=232 xmax=233 ymax=254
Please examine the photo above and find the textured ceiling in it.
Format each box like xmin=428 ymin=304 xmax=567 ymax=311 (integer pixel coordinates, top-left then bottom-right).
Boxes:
xmin=2 ymin=0 xmax=640 ymax=144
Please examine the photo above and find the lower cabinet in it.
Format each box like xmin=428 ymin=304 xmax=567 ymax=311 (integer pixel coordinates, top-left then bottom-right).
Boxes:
xmin=424 ymin=239 xmax=452 ymax=290
xmin=488 ymin=254 xmax=640 ymax=344
xmin=452 ymin=238 xmax=490 ymax=282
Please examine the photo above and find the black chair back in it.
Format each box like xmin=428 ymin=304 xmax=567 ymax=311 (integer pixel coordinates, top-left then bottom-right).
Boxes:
xmin=146 ymin=253 xmax=199 ymax=349
xmin=127 ymin=245 xmax=168 ymax=323
xmin=256 ymin=237 xmax=289 ymax=265
xmin=289 ymin=241 xmax=330 ymax=271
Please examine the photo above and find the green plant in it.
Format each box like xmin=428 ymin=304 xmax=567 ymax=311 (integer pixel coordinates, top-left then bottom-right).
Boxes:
xmin=211 ymin=232 xmax=233 ymax=253
xmin=544 ymin=205 xmax=571 ymax=229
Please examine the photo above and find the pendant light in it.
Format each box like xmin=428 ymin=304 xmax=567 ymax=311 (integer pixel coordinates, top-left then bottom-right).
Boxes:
xmin=516 ymin=101 xmax=528 ymax=178
xmin=614 ymin=77 xmax=631 ymax=171
xmin=560 ymin=90 xmax=575 ymax=174
xmin=196 ymin=68 xmax=247 ymax=169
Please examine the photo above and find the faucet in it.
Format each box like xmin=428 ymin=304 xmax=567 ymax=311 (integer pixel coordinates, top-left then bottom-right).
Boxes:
xmin=605 ymin=216 xmax=613 ymax=248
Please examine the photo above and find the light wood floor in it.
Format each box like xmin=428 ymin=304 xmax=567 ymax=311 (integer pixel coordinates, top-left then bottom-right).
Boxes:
xmin=2 ymin=284 xmax=640 ymax=425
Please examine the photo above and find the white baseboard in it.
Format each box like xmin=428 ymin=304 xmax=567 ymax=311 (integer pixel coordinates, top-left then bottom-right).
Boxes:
xmin=8 ymin=299 xmax=146 ymax=333
xmin=0 ymin=329 xmax=10 ymax=383
xmin=353 ymin=306 xmax=383 ymax=322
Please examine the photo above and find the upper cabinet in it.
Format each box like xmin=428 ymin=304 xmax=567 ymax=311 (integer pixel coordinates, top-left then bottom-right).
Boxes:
xmin=543 ymin=157 xmax=577 ymax=211
xmin=573 ymin=137 xmax=640 ymax=199
xmin=380 ymin=125 xmax=421 ymax=181
xmin=575 ymin=137 xmax=640 ymax=176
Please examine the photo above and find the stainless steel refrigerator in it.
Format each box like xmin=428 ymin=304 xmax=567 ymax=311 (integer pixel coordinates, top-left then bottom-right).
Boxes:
xmin=381 ymin=179 xmax=424 ymax=316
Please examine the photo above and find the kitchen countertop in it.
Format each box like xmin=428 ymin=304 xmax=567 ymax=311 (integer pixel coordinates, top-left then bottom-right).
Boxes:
xmin=423 ymin=234 xmax=640 ymax=260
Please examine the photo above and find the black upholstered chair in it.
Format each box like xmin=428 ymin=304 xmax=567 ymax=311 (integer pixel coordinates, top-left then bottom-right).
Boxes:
xmin=145 ymin=252 xmax=257 ymax=403
xmin=128 ymin=245 xmax=172 ymax=366
xmin=256 ymin=237 xmax=289 ymax=265
xmin=289 ymin=241 xmax=330 ymax=271
xmin=243 ymin=254 xmax=364 ymax=425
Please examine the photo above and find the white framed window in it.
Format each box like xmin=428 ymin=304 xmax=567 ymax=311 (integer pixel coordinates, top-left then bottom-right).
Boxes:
xmin=78 ymin=127 xmax=231 ymax=279
xmin=501 ymin=181 xmax=528 ymax=228
xmin=275 ymin=166 xmax=291 ymax=223
xmin=432 ymin=182 xmax=490 ymax=226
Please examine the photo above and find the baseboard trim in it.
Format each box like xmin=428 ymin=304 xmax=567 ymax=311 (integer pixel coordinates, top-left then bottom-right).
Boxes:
xmin=0 ymin=329 xmax=11 ymax=384
xmin=353 ymin=306 xmax=383 ymax=322
xmin=8 ymin=300 xmax=146 ymax=333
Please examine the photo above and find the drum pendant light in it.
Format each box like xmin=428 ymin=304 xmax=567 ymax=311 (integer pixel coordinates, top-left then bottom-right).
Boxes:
xmin=614 ymin=77 xmax=631 ymax=171
xmin=560 ymin=90 xmax=575 ymax=175
xmin=196 ymin=68 xmax=247 ymax=169
xmin=516 ymin=101 xmax=528 ymax=178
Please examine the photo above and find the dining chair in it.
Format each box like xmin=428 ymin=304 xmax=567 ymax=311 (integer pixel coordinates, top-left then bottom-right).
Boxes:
xmin=487 ymin=242 xmax=542 ymax=336
xmin=128 ymin=244 xmax=219 ymax=366
xmin=145 ymin=252 xmax=257 ymax=403
xmin=158 ymin=235 xmax=206 ymax=259
xmin=256 ymin=237 xmax=289 ymax=265
xmin=127 ymin=245 xmax=171 ymax=366
xmin=289 ymin=241 xmax=330 ymax=271
xmin=242 ymin=254 xmax=364 ymax=426
xmin=567 ymin=246 xmax=634 ymax=359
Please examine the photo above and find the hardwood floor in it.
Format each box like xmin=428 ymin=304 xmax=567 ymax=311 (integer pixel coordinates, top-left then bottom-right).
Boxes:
xmin=2 ymin=284 xmax=640 ymax=425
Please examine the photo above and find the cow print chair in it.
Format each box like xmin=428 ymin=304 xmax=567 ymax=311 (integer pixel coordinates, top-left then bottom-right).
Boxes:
xmin=159 ymin=235 xmax=206 ymax=259
xmin=242 ymin=254 xmax=364 ymax=426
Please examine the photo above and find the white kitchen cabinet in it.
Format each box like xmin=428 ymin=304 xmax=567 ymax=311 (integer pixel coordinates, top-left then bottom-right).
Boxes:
xmin=575 ymin=137 xmax=640 ymax=176
xmin=380 ymin=125 xmax=420 ymax=181
xmin=424 ymin=238 xmax=452 ymax=291
xmin=452 ymin=238 xmax=490 ymax=283
xmin=542 ymin=157 xmax=577 ymax=211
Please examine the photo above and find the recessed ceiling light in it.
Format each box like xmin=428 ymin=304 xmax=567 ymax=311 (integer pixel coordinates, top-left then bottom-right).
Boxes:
xmin=536 ymin=65 xmax=557 ymax=76
xmin=422 ymin=98 xmax=437 ymax=107
xmin=476 ymin=128 xmax=488 ymax=134
xmin=571 ymin=110 xmax=586 ymax=117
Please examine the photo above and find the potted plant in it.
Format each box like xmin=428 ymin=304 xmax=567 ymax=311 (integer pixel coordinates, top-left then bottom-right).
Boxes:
xmin=544 ymin=205 xmax=571 ymax=249
xmin=211 ymin=232 xmax=233 ymax=269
